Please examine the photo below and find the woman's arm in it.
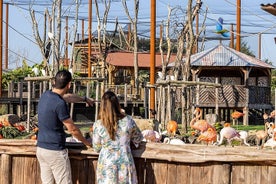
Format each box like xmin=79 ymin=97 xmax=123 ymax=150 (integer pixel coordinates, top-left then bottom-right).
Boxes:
xmin=92 ymin=121 xmax=103 ymax=153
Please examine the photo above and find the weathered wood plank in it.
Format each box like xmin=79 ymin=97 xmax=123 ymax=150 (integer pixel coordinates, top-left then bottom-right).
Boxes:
xmin=167 ymin=163 xmax=177 ymax=184
xmin=0 ymin=154 xmax=11 ymax=184
xmin=145 ymin=160 xmax=155 ymax=184
xmin=212 ymin=163 xmax=231 ymax=184
xmin=176 ymin=164 xmax=189 ymax=183
xmin=71 ymin=159 xmax=88 ymax=184
xmin=153 ymin=161 xmax=168 ymax=184
xmin=83 ymin=159 xmax=97 ymax=184
xmin=268 ymin=165 xmax=276 ymax=184
xmin=135 ymin=158 xmax=145 ymax=184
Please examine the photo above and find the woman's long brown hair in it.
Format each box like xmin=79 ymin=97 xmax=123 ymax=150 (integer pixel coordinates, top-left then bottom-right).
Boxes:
xmin=99 ymin=91 xmax=125 ymax=140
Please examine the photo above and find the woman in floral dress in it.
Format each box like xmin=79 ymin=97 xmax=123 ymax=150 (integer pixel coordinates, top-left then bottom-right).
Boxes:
xmin=93 ymin=91 xmax=143 ymax=184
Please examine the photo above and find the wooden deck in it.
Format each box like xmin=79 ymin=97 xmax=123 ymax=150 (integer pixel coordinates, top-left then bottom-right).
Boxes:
xmin=1 ymin=140 xmax=276 ymax=184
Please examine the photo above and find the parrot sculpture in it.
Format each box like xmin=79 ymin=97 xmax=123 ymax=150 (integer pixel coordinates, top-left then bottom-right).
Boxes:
xmin=215 ymin=17 xmax=230 ymax=37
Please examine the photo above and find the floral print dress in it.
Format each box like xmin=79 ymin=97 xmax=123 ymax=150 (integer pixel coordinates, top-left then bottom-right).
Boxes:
xmin=92 ymin=115 xmax=143 ymax=184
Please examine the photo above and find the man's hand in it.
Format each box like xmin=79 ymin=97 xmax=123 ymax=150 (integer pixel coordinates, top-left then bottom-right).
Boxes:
xmin=84 ymin=97 xmax=95 ymax=107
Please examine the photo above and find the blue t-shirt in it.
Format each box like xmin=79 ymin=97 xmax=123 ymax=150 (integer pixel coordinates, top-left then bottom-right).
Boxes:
xmin=37 ymin=90 xmax=70 ymax=150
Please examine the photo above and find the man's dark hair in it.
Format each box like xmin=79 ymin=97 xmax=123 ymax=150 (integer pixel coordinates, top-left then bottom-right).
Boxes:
xmin=53 ymin=70 xmax=72 ymax=89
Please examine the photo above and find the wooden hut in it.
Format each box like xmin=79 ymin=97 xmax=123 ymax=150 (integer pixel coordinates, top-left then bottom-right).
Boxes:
xmin=188 ymin=44 xmax=274 ymax=125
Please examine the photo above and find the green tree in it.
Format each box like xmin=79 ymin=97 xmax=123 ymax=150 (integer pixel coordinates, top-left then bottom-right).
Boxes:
xmin=2 ymin=60 xmax=37 ymax=89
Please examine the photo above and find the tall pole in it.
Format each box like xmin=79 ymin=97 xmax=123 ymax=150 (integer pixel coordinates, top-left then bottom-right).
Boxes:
xmin=236 ymin=0 xmax=241 ymax=51
xmin=0 ymin=0 xmax=3 ymax=97
xmin=88 ymin=0 xmax=92 ymax=77
xmin=258 ymin=33 xmax=261 ymax=59
xmin=5 ymin=3 xmax=8 ymax=70
xmin=230 ymin=24 xmax=234 ymax=49
xmin=82 ymin=19 xmax=84 ymax=40
xmin=150 ymin=0 xmax=156 ymax=118
xmin=65 ymin=16 xmax=68 ymax=68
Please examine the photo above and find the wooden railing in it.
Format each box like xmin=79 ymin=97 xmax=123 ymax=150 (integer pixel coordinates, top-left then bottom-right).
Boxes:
xmin=1 ymin=140 xmax=276 ymax=184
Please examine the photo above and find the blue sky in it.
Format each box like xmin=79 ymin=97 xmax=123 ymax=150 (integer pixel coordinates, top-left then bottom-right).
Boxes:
xmin=3 ymin=0 xmax=276 ymax=68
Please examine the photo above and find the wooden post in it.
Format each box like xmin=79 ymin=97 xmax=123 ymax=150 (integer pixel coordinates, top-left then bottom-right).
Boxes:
xmin=27 ymin=78 xmax=31 ymax=132
xmin=230 ymin=24 xmax=234 ymax=49
xmin=5 ymin=3 xmax=8 ymax=70
xmin=0 ymin=154 xmax=11 ymax=184
xmin=31 ymin=81 xmax=35 ymax=98
xmin=150 ymin=0 xmax=156 ymax=118
xmin=143 ymin=86 xmax=148 ymax=119
xmin=124 ymin=83 xmax=127 ymax=107
xmin=167 ymin=84 xmax=171 ymax=122
xmin=215 ymin=78 xmax=219 ymax=116
xmin=95 ymin=81 xmax=99 ymax=122
xmin=258 ymin=33 xmax=262 ymax=59
xmin=161 ymin=86 xmax=166 ymax=126
xmin=236 ymin=0 xmax=241 ymax=51
xmin=243 ymin=69 xmax=249 ymax=125
xmin=7 ymin=82 xmax=10 ymax=97
xmin=19 ymin=80 xmax=23 ymax=117
xmin=86 ymin=82 xmax=90 ymax=107
xmin=0 ymin=0 xmax=3 ymax=97
xmin=70 ymin=81 xmax=76 ymax=118
xmin=275 ymin=88 xmax=276 ymax=128
xmin=39 ymin=82 xmax=43 ymax=96
xmin=88 ymin=0 xmax=92 ymax=77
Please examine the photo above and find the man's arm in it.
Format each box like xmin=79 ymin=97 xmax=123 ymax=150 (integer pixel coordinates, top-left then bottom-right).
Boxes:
xmin=63 ymin=118 xmax=92 ymax=148
xmin=63 ymin=93 xmax=94 ymax=106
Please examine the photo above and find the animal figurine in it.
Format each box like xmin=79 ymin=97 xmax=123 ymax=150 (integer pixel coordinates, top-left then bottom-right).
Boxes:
xmin=190 ymin=107 xmax=214 ymax=133
xmin=270 ymin=110 xmax=275 ymax=119
xmin=216 ymin=126 xmax=240 ymax=146
xmin=142 ymin=130 xmax=161 ymax=142
xmin=263 ymin=137 xmax=276 ymax=150
xmin=167 ymin=120 xmax=178 ymax=137
xmin=255 ymin=122 xmax=271 ymax=149
xmin=267 ymin=122 xmax=275 ymax=138
xmin=163 ymin=137 xmax=185 ymax=145
xmin=264 ymin=130 xmax=276 ymax=149
xmin=215 ymin=17 xmax=230 ymax=37
xmin=235 ymin=130 xmax=250 ymax=146
xmin=197 ymin=128 xmax=217 ymax=145
xmin=231 ymin=110 xmax=244 ymax=125
xmin=231 ymin=110 xmax=244 ymax=119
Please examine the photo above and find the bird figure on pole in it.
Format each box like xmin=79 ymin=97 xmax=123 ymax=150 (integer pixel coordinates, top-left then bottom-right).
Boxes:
xmin=215 ymin=17 xmax=230 ymax=37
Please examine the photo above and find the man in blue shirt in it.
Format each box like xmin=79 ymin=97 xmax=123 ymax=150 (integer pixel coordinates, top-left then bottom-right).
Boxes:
xmin=36 ymin=69 xmax=93 ymax=184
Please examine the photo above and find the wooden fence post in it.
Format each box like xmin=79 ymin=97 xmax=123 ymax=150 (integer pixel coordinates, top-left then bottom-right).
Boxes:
xmin=0 ymin=154 xmax=11 ymax=184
